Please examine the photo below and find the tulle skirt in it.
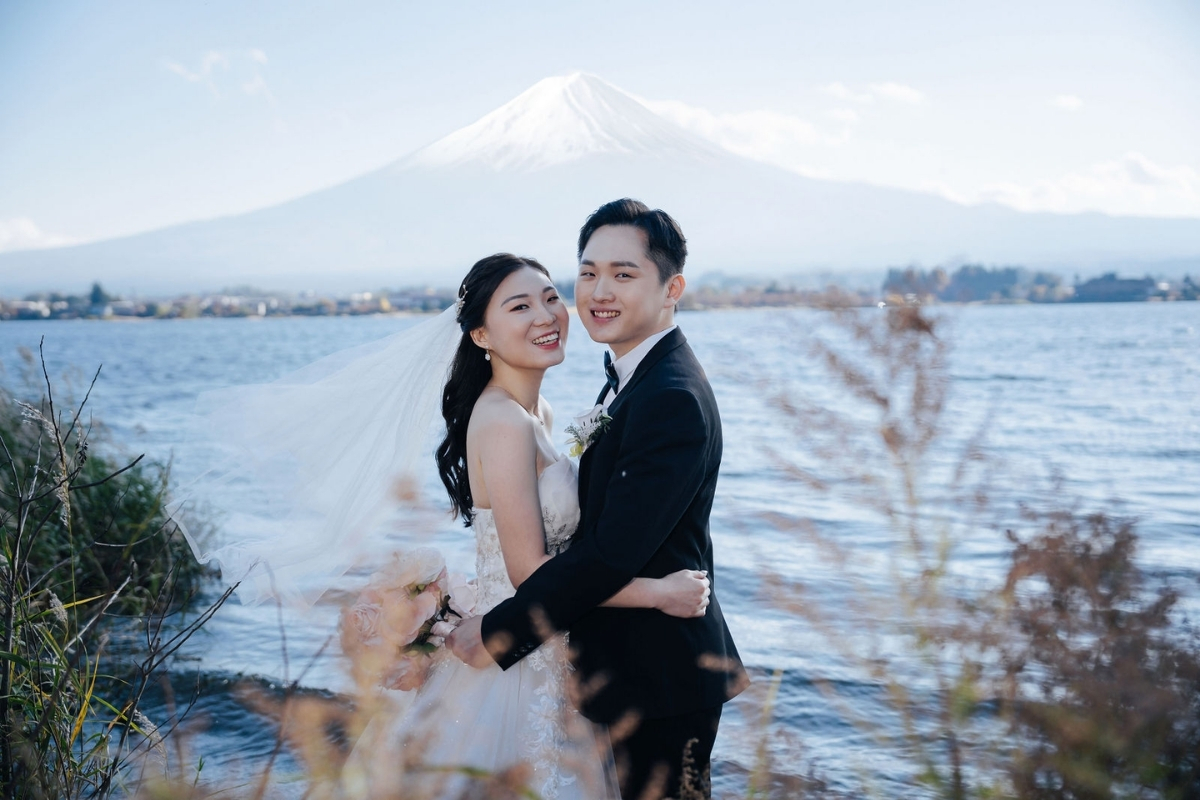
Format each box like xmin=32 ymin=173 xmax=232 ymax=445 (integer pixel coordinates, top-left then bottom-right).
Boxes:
xmin=342 ymin=637 xmax=619 ymax=799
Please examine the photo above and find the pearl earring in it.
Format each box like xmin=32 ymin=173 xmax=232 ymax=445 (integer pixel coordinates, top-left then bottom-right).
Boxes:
xmin=484 ymin=350 xmax=491 ymax=362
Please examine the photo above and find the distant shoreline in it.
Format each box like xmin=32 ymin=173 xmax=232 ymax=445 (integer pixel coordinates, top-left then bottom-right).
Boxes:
xmin=2 ymin=294 xmax=1195 ymax=323
xmin=4 ymin=268 xmax=1196 ymax=321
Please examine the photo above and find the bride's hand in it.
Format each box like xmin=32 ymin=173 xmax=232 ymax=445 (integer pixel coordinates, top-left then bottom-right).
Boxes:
xmin=447 ymin=615 xmax=499 ymax=669
xmin=654 ymin=569 xmax=710 ymax=618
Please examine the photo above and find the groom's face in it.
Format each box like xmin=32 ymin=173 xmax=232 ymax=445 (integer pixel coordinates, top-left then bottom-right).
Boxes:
xmin=576 ymin=225 xmax=682 ymax=358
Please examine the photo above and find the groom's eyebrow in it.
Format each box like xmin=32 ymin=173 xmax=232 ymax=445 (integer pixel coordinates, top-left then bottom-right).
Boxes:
xmin=580 ymin=259 xmax=642 ymax=269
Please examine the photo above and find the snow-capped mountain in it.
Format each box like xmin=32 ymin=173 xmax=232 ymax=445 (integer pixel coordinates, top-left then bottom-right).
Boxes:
xmin=400 ymin=73 xmax=722 ymax=172
xmin=2 ymin=73 xmax=1198 ymax=294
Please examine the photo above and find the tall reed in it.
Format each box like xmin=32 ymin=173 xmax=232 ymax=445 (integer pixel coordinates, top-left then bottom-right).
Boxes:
xmin=753 ymin=299 xmax=1200 ymax=798
xmin=0 ymin=341 xmax=233 ymax=799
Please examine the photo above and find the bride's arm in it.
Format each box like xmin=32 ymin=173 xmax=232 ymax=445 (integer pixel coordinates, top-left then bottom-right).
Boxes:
xmin=599 ymin=570 xmax=710 ymax=618
xmin=475 ymin=405 xmax=556 ymax=590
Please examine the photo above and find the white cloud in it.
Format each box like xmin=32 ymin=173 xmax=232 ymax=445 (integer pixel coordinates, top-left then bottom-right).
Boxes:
xmin=165 ymin=49 xmax=273 ymax=104
xmin=645 ymin=86 xmax=1193 ymax=220
xmin=1053 ymin=94 xmax=1084 ymax=112
xmin=243 ymin=74 xmax=276 ymax=105
xmin=645 ymin=98 xmax=844 ymax=174
xmin=0 ymin=218 xmax=76 ymax=253
xmin=165 ymin=50 xmax=229 ymax=97
xmin=972 ymin=152 xmax=1200 ymax=217
xmin=820 ymin=81 xmax=925 ymax=106
xmin=821 ymin=82 xmax=873 ymax=103
xmin=919 ymin=181 xmax=972 ymax=205
xmin=869 ymin=82 xmax=925 ymax=104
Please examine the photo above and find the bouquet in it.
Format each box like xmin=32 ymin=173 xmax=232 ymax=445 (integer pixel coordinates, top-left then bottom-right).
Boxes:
xmin=339 ymin=547 xmax=477 ymax=691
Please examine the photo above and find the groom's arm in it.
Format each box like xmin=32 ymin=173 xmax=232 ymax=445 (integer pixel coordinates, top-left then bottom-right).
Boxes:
xmin=480 ymin=386 xmax=710 ymax=669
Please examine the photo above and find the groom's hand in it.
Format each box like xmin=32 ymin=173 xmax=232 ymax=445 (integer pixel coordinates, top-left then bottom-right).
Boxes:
xmin=447 ymin=615 xmax=499 ymax=669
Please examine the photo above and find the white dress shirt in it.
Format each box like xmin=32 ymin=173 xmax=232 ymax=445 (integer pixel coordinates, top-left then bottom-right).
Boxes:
xmin=601 ymin=325 xmax=678 ymax=410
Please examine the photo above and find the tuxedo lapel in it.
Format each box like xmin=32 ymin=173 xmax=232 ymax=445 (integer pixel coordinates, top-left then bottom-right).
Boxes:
xmin=606 ymin=328 xmax=688 ymax=417
xmin=580 ymin=329 xmax=687 ymax=516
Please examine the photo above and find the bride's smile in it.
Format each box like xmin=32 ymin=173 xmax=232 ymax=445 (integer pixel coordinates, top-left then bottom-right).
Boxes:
xmin=470 ymin=266 xmax=570 ymax=371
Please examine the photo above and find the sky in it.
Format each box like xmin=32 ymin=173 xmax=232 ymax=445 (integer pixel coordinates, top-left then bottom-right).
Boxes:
xmin=1 ymin=0 xmax=1198 ymax=254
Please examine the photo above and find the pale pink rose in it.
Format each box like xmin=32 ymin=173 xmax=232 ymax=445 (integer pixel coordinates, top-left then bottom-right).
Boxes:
xmin=377 ymin=590 xmax=437 ymax=647
xmin=446 ymin=573 xmax=477 ymax=617
xmin=341 ymin=546 xmax=454 ymax=688
xmin=429 ymin=567 xmax=449 ymax=595
xmin=414 ymin=585 xmax=440 ymax=619
xmin=340 ymin=607 xmax=396 ymax=684
xmin=376 ymin=548 xmax=446 ymax=589
xmin=340 ymin=586 xmax=390 ymax=656
xmin=384 ymin=652 xmax=432 ymax=692
xmin=345 ymin=600 xmax=383 ymax=643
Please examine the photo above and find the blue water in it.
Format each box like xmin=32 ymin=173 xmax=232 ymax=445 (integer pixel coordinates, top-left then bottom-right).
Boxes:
xmin=2 ymin=302 xmax=1198 ymax=795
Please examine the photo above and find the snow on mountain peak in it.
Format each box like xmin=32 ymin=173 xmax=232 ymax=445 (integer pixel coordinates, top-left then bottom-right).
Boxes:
xmin=399 ymin=72 xmax=720 ymax=172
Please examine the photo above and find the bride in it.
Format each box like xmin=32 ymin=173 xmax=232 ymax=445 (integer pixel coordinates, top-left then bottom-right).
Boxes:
xmin=185 ymin=254 xmax=710 ymax=798
xmin=345 ymin=254 xmax=711 ymax=798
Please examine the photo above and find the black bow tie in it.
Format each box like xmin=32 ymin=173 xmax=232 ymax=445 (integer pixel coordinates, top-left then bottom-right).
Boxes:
xmin=603 ymin=351 xmax=620 ymax=395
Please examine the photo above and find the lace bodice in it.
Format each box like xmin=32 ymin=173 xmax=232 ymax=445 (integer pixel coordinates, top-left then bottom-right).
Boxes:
xmin=471 ymin=457 xmax=580 ymax=612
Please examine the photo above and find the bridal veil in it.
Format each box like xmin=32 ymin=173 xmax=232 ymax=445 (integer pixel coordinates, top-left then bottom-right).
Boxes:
xmin=172 ymin=307 xmax=460 ymax=606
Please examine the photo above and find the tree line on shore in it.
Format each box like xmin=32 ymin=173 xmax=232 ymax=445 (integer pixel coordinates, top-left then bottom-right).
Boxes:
xmin=882 ymin=264 xmax=1200 ymax=304
xmin=4 ymin=264 xmax=1198 ymax=322
xmin=0 ymin=283 xmax=457 ymax=321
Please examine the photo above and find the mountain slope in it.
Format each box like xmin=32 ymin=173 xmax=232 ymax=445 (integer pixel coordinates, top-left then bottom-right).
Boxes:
xmin=3 ymin=73 xmax=1198 ymax=294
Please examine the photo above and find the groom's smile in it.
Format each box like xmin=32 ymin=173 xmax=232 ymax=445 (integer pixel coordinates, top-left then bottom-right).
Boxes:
xmin=576 ymin=224 xmax=684 ymax=358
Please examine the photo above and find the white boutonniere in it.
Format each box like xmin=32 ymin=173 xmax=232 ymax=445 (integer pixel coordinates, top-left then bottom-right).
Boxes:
xmin=566 ymin=404 xmax=613 ymax=458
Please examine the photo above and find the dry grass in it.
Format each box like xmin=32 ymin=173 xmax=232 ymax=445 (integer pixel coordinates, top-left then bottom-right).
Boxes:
xmin=743 ymin=298 xmax=1200 ymax=798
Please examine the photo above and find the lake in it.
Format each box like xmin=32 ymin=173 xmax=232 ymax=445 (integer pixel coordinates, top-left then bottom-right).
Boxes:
xmin=2 ymin=301 xmax=1197 ymax=795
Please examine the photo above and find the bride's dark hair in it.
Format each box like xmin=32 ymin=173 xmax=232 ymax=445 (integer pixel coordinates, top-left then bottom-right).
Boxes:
xmin=436 ymin=253 xmax=551 ymax=525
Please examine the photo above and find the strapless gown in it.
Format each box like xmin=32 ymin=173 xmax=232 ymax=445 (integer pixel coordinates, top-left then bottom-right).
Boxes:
xmin=343 ymin=458 xmax=618 ymax=799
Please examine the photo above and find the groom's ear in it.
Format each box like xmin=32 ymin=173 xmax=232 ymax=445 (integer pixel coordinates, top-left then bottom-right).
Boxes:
xmin=664 ymin=274 xmax=686 ymax=308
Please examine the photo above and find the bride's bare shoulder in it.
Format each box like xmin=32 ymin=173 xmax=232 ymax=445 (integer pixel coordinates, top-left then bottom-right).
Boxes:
xmin=468 ymin=388 xmax=535 ymax=442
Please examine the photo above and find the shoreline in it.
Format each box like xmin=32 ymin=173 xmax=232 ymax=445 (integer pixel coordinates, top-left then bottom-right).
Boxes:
xmin=4 ymin=294 xmax=1198 ymax=323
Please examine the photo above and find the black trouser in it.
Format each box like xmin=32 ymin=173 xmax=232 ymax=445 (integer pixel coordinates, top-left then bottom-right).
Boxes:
xmin=613 ymin=704 xmax=723 ymax=800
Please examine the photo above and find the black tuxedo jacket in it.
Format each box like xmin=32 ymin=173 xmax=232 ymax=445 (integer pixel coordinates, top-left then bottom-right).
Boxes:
xmin=481 ymin=328 xmax=747 ymax=724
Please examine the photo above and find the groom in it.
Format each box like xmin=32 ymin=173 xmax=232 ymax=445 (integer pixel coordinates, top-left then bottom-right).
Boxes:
xmin=450 ymin=199 xmax=747 ymax=799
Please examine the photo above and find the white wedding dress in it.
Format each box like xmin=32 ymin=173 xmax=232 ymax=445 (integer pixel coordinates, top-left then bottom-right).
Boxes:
xmin=344 ymin=457 xmax=619 ymax=799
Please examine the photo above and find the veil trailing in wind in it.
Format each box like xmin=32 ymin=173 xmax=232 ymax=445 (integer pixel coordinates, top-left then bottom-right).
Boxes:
xmin=172 ymin=307 xmax=461 ymax=607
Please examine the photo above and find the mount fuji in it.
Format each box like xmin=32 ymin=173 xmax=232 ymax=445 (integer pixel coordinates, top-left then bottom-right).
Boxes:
xmin=3 ymin=73 xmax=1199 ymax=294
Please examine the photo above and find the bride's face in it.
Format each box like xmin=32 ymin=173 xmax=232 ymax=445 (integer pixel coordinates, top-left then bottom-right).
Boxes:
xmin=474 ymin=267 xmax=569 ymax=370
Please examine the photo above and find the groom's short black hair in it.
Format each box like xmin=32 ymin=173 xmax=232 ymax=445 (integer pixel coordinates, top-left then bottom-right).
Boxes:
xmin=577 ymin=198 xmax=688 ymax=284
